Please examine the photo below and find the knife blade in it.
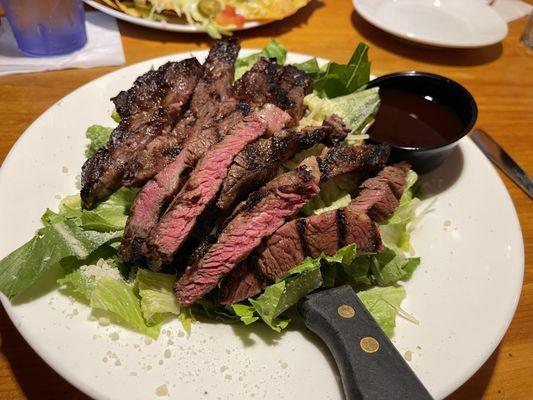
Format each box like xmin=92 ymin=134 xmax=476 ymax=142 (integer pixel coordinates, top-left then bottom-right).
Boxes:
xmin=471 ymin=129 xmax=533 ymax=199
xmin=299 ymin=286 xmax=433 ymax=400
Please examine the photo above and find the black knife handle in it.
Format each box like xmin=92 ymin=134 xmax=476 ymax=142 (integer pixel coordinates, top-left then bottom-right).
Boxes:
xmin=299 ymin=285 xmax=433 ymax=400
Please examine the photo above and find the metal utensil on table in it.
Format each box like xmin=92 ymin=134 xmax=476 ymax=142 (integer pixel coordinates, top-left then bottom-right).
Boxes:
xmin=299 ymin=286 xmax=433 ymax=400
xmin=471 ymin=129 xmax=533 ymax=199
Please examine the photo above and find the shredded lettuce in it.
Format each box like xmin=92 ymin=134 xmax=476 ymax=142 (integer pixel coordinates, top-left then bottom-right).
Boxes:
xmin=380 ymin=170 xmax=420 ymax=252
xmin=234 ymin=39 xmax=287 ymax=79
xmin=85 ymin=125 xmax=113 ymax=158
xmin=357 ymin=286 xmax=406 ymax=337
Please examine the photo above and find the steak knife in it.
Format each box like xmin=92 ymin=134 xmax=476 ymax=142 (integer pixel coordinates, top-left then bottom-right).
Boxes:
xmin=471 ymin=129 xmax=533 ymax=199
xmin=299 ymin=286 xmax=433 ymax=400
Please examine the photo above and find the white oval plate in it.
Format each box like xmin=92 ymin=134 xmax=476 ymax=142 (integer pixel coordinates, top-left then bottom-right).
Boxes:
xmin=84 ymin=0 xmax=268 ymax=33
xmin=353 ymin=0 xmax=508 ymax=48
xmin=0 ymin=50 xmax=524 ymax=400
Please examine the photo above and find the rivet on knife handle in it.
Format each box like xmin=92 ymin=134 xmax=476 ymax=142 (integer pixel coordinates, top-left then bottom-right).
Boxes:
xmin=299 ymin=286 xmax=433 ymax=400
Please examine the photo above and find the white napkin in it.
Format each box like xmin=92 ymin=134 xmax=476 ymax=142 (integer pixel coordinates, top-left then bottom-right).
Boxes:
xmin=491 ymin=0 xmax=532 ymax=23
xmin=0 ymin=11 xmax=125 ymax=77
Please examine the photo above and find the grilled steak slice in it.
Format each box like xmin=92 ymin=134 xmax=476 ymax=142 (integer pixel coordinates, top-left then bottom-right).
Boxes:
xmin=142 ymin=105 xmax=292 ymax=269
xmin=122 ymin=38 xmax=241 ymax=187
xmin=174 ymin=143 xmax=390 ymax=305
xmin=216 ymin=115 xmax=350 ymax=211
xmin=256 ymin=207 xmax=382 ymax=283
xmin=112 ymin=58 xmax=202 ymax=120
xmin=351 ymin=162 xmax=411 ymax=222
xmin=218 ymin=261 xmax=267 ymax=305
xmin=232 ymin=57 xmax=313 ymax=123
xmin=318 ymin=144 xmax=390 ymax=181
xmin=80 ymin=59 xmax=202 ymax=209
xmin=81 ymin=109 xmax=175 ymax=209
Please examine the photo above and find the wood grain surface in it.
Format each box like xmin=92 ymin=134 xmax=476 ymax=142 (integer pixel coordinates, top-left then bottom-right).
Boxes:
xmin=0 ymin=1 xmax=532 ymax=399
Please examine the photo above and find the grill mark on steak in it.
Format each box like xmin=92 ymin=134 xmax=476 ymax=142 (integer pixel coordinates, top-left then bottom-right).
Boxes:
xmin=80 ymin=59 xmax=202 ymax=209
xmin=351 ymin=162 xmax=411 ymax=222
xmin=142 ymin=105 xmax=292 ymax=270
xmin=216 ymin=115 xmax=350 ymax=211
xmin=336 ymin=208 xmax=347 ymax=248
xmin=296 ymin=219 xmax=311 ymax=258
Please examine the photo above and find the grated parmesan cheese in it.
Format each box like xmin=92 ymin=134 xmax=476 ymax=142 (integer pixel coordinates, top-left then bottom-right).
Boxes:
xmin=79 ymin=259 xmax=121 ymax=281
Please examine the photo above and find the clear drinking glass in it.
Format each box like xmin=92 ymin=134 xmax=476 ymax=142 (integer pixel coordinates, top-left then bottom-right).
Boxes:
xmin=520 ymin=10 xmax=533 ymax=50
xmin=0 ymin=0 xmax=87 ymax=57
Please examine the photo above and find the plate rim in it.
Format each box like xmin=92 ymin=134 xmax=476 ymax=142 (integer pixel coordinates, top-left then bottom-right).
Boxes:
xmin=0 ymin=49 xmax=525 ymax=400
xmin=352 ymin=0 xmax=509 ymax=48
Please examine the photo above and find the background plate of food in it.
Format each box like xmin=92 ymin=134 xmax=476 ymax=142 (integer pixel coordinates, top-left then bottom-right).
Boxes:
xmin=84 ymin=0 xmax=310 ymax=37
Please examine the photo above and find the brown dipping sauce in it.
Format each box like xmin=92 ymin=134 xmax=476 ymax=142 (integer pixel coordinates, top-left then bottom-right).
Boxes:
xmin=368 ymin=88 xmax=465 ymax=148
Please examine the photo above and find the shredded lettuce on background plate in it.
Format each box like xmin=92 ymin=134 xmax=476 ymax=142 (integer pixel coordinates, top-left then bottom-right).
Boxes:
xmin=0 ymin=41 xmax=424 ymax=339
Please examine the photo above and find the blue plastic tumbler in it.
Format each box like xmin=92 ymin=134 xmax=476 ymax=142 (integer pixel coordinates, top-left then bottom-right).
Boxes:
xmin=1 ymin=0 xmax=87 ymax=57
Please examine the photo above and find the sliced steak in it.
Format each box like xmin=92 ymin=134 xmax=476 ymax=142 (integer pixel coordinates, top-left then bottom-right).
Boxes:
xmin=318 ymin=143 xmax=390 ymax=181
xmin=351 ymin=162 xmax=411 ymax=222
xmin=121 ymin=38 xmax=241 ymax=187
xmin=216 ymin=115 xmax=350 ymax=211
xmin=142 ymin=105 xmax=292 ymax=270
xmin=218 ymin=261 xmax=267 ymax=305
xmin=256 ymin=207 xmax=382 ymax=282
xmin=232 ymin=57 xmax=313 ymax=123
xmin=174 ymin=158 xmax=322 ymax=306
xmin=112 ymin=58 xmax=202 ymax=119
xmin=80 ymin=59 xmax=202 ymax=209
xmin=174 ymin=143 xmax=390 ymax=305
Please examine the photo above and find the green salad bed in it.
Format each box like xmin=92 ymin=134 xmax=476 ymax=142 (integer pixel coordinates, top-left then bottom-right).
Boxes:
xmin=0 ymin=41 xmax=423 ymax=339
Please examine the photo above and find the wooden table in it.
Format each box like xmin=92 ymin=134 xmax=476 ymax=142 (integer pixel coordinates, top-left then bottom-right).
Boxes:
xmin=1 ymin=1 xmax=532 ymax=399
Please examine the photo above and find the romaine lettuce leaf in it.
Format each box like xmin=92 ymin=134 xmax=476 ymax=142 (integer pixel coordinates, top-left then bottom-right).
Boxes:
xmin=81 ymin=188 xmax=138 ymax=232
xmin=301 ymin=175 xmax=358 ymax=216
xmin=357 ymin=286 xmax=406 ymax=337
xmin=235 ymin=39 xmax=287 ymax=79
xmin=57 ymin=269 xmax=96 ymax=301
xmin=91 ymin=277 xmax=160 ymax=339
xmin=302 ymin=88 xmax=380 ymax=142
xmin=0 ymin=220 xmax=122 ymax=299
xmin=85 ymin=125 xmax=113 ymax=158
xmin=136 ymin=269 xmax=180 ymax=323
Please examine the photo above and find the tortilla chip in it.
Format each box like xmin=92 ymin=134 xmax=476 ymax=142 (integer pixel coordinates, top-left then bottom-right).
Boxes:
xmin=228 ymin=0 xmax=311 ymax=21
